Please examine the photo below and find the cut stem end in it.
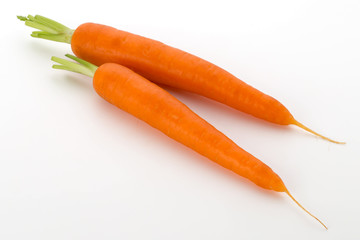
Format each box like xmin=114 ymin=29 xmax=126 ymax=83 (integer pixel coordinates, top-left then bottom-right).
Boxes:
xmin=292 ymin=119 xmax=345 ymax=144
xmin=51 ymin=54 xmax=97 ymax=78
xmin=18 ymin=14 xmax=74 ymax=44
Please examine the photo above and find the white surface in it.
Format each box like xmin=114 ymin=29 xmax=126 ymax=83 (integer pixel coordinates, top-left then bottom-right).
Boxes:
xmin=1 ymin=0 xmax=359 ymax=239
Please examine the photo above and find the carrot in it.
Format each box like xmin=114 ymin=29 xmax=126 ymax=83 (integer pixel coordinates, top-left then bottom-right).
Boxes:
xmin=51 ymin=54 xmax=327 ymax=229
xmin=17 ymin=15 xmax=344 ymax=144
xmin=18 ymin=15 xmax=344 ymax=144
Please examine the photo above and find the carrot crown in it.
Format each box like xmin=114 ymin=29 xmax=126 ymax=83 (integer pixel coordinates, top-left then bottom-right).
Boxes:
xmin=51 ymin=54 xmax=98 ymax=77
xmin=17 ymin=15 xmax=74 ymax=43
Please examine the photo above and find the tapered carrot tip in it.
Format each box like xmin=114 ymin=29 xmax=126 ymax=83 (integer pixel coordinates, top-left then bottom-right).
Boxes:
xmin=292 ymin=119 xmax=345 ymax=144
xmin=285 ymin=190 xmax=328 ymax=230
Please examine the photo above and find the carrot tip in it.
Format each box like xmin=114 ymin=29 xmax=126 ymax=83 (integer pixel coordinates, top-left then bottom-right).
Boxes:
xmin=292 ymin=119 xmax=345 ymax=144
xmin=285 ymin=190 xmax=328 ymax=230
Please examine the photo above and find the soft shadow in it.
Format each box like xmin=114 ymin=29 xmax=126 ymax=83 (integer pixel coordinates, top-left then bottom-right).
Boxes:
xmin=63 ymin=74 xmax=93 ymax=91
xmin=28 ymin=39 xmax=71 ymax=58
xmin=51 ymin=72 xmax=94 ymax=93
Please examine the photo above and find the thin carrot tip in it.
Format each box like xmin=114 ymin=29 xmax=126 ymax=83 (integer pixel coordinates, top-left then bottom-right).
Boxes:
xmin=285 ymin=190 xmax=328 ymax=230
xmin=292 ymin=119 xmax=345 ymax=144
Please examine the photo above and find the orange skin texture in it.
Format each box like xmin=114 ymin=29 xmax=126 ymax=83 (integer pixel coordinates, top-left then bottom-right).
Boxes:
xmin=93 ymin=63 xmax=287 ymax=192
xmin=72 ymin=23 xmax=295 ymax=125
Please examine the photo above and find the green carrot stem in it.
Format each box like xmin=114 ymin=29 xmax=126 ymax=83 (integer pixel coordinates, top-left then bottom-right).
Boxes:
xmin=33 ymin=15 xmax=70 ymax=33
xmin=51 ymin=54 xmax=97 ymax=78
xmin=18 ymin=15 xmax=74 ymax=44
xmin=64 ymin=54 xmax=98 ymax=73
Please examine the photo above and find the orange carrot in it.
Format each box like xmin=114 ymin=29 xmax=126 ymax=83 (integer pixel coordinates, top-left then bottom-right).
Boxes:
xmin=51 ymin=54 xmax=327 ymax=229
xmin=18 ymin=15 xmax=344 ymax=144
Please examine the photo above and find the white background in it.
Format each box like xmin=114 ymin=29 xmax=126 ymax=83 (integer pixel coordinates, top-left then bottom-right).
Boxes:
xmin=1 ymin=0 xmax=359 ymax=239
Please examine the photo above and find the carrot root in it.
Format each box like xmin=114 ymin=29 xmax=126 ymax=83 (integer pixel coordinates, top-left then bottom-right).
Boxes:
xmin=292 ymin=119 xmax=345 ymax=144
xmin=285 ymin=190 xmax=328 ymax=230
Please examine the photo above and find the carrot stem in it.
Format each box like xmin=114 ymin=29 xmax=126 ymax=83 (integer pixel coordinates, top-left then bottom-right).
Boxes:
xmin=17 ymin=15 xmax=74 ymax=43
xmin=51 ymin=54 xmax=97 ymax=77
xmin=285 ymin=190 xmax=328 ymax=230
xmin=292 ymin=119 xmax=345 ymax=144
